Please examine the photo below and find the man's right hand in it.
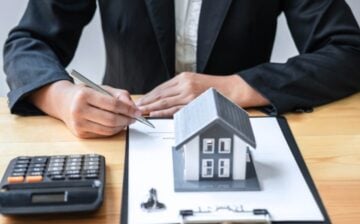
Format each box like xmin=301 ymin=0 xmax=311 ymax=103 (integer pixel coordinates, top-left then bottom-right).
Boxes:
xmin=29 ymin=80 xmax=141 ymax=138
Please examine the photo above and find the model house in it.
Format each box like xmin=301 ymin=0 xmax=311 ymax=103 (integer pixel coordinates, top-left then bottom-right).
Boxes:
xmin=174 ymin=88 xmax=256 ymax=181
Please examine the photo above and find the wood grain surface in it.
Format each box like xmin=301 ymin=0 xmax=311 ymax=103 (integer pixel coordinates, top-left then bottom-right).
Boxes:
xmin=0 ymin=93 xmax=359 ymax=224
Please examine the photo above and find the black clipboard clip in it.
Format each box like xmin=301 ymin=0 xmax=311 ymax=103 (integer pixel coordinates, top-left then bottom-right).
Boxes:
xmin=179 ymin=205 xmax=271 ymax=224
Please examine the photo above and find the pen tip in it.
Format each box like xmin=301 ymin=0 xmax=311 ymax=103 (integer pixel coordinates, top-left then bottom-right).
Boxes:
xmin=147 ymin=122 xmax=155 ymax=129
xmin=137 ymin=117 xmax=155 ymax=128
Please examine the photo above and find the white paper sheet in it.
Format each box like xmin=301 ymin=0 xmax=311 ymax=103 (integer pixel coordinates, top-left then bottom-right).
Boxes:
xmin=127 ymin=118 xmax=324 ymax=223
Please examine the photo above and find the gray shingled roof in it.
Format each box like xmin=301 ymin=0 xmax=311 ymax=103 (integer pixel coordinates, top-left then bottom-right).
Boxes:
xmin=174 ymin=88 xmax=256 ymax=149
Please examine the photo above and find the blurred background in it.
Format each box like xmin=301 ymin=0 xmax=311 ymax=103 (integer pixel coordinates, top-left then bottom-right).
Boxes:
xmin=0 ymin=1 xmax=359 ymax=97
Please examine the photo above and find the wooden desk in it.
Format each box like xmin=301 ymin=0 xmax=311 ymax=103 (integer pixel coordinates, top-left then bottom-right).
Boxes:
xmin=0 ymin=94 xmax=359 ymax=223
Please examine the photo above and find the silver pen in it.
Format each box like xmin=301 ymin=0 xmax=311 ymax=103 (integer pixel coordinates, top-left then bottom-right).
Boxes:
xmin=70 ymin=69 xmax=155 ymax=128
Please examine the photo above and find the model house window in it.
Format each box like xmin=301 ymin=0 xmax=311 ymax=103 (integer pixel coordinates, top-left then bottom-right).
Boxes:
xmin=218 ymin=159 xmax=230 ymax=178
xmin=218 ymin=138 xmax=231 ymax=153
xmin=203 ymin=138 xmax=215 ymax=153
xmin=201 ymin=159 xmax=214 ymax=178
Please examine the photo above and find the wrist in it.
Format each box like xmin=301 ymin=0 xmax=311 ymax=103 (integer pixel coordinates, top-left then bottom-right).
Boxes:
xmin=221 ymin=74 xmax=269 ymax=108
xmin=29 ymin=80 xmax=75 ymax=119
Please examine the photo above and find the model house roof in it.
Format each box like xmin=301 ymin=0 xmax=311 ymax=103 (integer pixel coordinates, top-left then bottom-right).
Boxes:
xmin=174 ymin=88 xmax=256 ymax=149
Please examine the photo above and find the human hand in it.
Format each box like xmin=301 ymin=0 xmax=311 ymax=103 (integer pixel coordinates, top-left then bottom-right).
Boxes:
xmin=62 ymin=84 xmax=141 ymax=138
xmin=136 ymin=72 xmax=269 ymax=117
xmin=136 ymin=72 xmax=209 ymax=117
xmin=30 ymin=81 xmax=141 ymax=138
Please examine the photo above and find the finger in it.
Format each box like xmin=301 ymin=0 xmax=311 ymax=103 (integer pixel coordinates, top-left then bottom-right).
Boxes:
xmin=82 ymin=105 xmax=135 ymax=127
xmin=138 ymin=95 xmax=185 ymax=114
xmin=137 ymin=84 xmax=181 ymax=108
xmin=137 ymin=78 xmax=179 ymax=106
xmin=82 ymin=119 xmax=126 ymax=136
xmin=85 ymin=88 xmax=141 ymax=118
xmin=101 ymin=86 xmax=142 ymax=116
xmin=74 ymin=132 xmax=102 ymax=139
xmin=101 ymin=86 xmax=134 ymax=104
xmin=117 ymin=92 xmax=138 ymax=109
xmin=149 ymin=105 xmax=184 ymax=117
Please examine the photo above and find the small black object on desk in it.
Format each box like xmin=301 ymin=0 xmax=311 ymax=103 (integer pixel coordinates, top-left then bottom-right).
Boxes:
xmin=141 ymin=188 xmax=166 ymax=211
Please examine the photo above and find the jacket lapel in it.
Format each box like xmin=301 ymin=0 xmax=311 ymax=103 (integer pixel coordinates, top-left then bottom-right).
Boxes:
xmin=144 ymin=0 xmax=175 ymax=78
xmin=197 ymin=0 xmax=232 ymax=73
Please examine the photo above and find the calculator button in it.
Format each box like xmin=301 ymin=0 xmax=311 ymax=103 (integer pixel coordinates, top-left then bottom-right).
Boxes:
xmin=84 ymin=161 xmax=99 ymax=166
xmin=68 ymin=174 xmax=81 ymax=180
xmin=85 ymin=173 xmax=99 ymax=179
xmin=13 ymin=168 xmax=27 ymax=173
xmin=69 ymin=155 xmax=83 ymax=159
xmin=66 ymin=166 xmax=81 ymax=171
xmin=51 ymin=155 xmax=66 ymax=159
xmin=31 ymin=157 xmax=48 ymax=164
xmin=85 ymin=154 xmax=100 ymax=158
xmin=26 ymin=175 xmax=43 ymax=183
xmin=48 ymin=165 xmax=63 ymax=169
xmin=48 ymin=162 xmax=64 ymax=168
xmin=28 ymin=171 xmax=43 ymax=176
xmin=84 ymin=157 xmax=100 ymax=162
xmin=11 ymin=172 xmax=25 ymax=177
xmin=48 ymin=167 xmax=64 ymax=172
xmin=14 ymin=164 xmax=28 ymax=169
xmin=47 ymin=171 xmax=62 ymax=176
xmin=15 ymin=160 xmax=30 ymax=164
xmin=29 ymin=163 xmax=46 ymax=168
xmin=84 ymin=170 xmax=99 ymax=174
xmin=66 ymin=162 xmax=82 ymax=167
xmin=68 ymin=158 xmax=82 ymax=163
xmin=51 ymin=175 xmax=65 ymax=181
xmin=28 ymin=167 xmax=44 ymax=172
xmin=7 ymin=176 xmax=24 ymax=184
xmin=65 ymin=170 xmax=81 ymax=175
xmin=50 ymin=158 xmax=65 ymax=163
xmin=83 ymin=165 xmax=99 ymax=171
xmin=17 ymin=156 xmax=31 ymax=160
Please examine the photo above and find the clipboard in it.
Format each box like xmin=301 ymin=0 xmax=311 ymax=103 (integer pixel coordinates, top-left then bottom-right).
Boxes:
xmin=121 ymin=117 xmax=331 ymax=224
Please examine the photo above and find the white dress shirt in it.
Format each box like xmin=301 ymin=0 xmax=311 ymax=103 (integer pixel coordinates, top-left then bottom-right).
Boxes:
xmin=175 ymin=0 xmax=203 ymax=73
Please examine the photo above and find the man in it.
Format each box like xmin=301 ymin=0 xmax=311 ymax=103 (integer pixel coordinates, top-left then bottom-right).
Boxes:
xmin=3 ymin=0 xmax=360 ymax=138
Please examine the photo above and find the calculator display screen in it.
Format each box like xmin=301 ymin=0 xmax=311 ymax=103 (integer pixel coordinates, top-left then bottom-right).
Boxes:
xmin=32 ymin=193 xmax=66 ymax=203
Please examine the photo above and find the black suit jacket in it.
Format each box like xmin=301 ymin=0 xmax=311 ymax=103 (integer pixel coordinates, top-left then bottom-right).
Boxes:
xmin=3 ymin=0 xmax=360 ymax=115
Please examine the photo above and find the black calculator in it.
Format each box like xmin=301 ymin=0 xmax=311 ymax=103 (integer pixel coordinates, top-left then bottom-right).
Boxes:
xmin=0 ymin=154 xmax=105 ymax=215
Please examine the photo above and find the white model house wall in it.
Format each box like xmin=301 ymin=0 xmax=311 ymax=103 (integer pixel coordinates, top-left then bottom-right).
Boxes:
xmin=184 ymin=136 xmax=200 ymax=180
xmin=233 ymin=135 xmax=247 ymax=180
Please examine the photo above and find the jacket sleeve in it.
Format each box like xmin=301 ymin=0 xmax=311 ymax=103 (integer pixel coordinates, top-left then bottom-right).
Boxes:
xmin=3 ymin=0 xmax=96 ymax=115
xmin=239 ymin=0 xmax=360 ymax=115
